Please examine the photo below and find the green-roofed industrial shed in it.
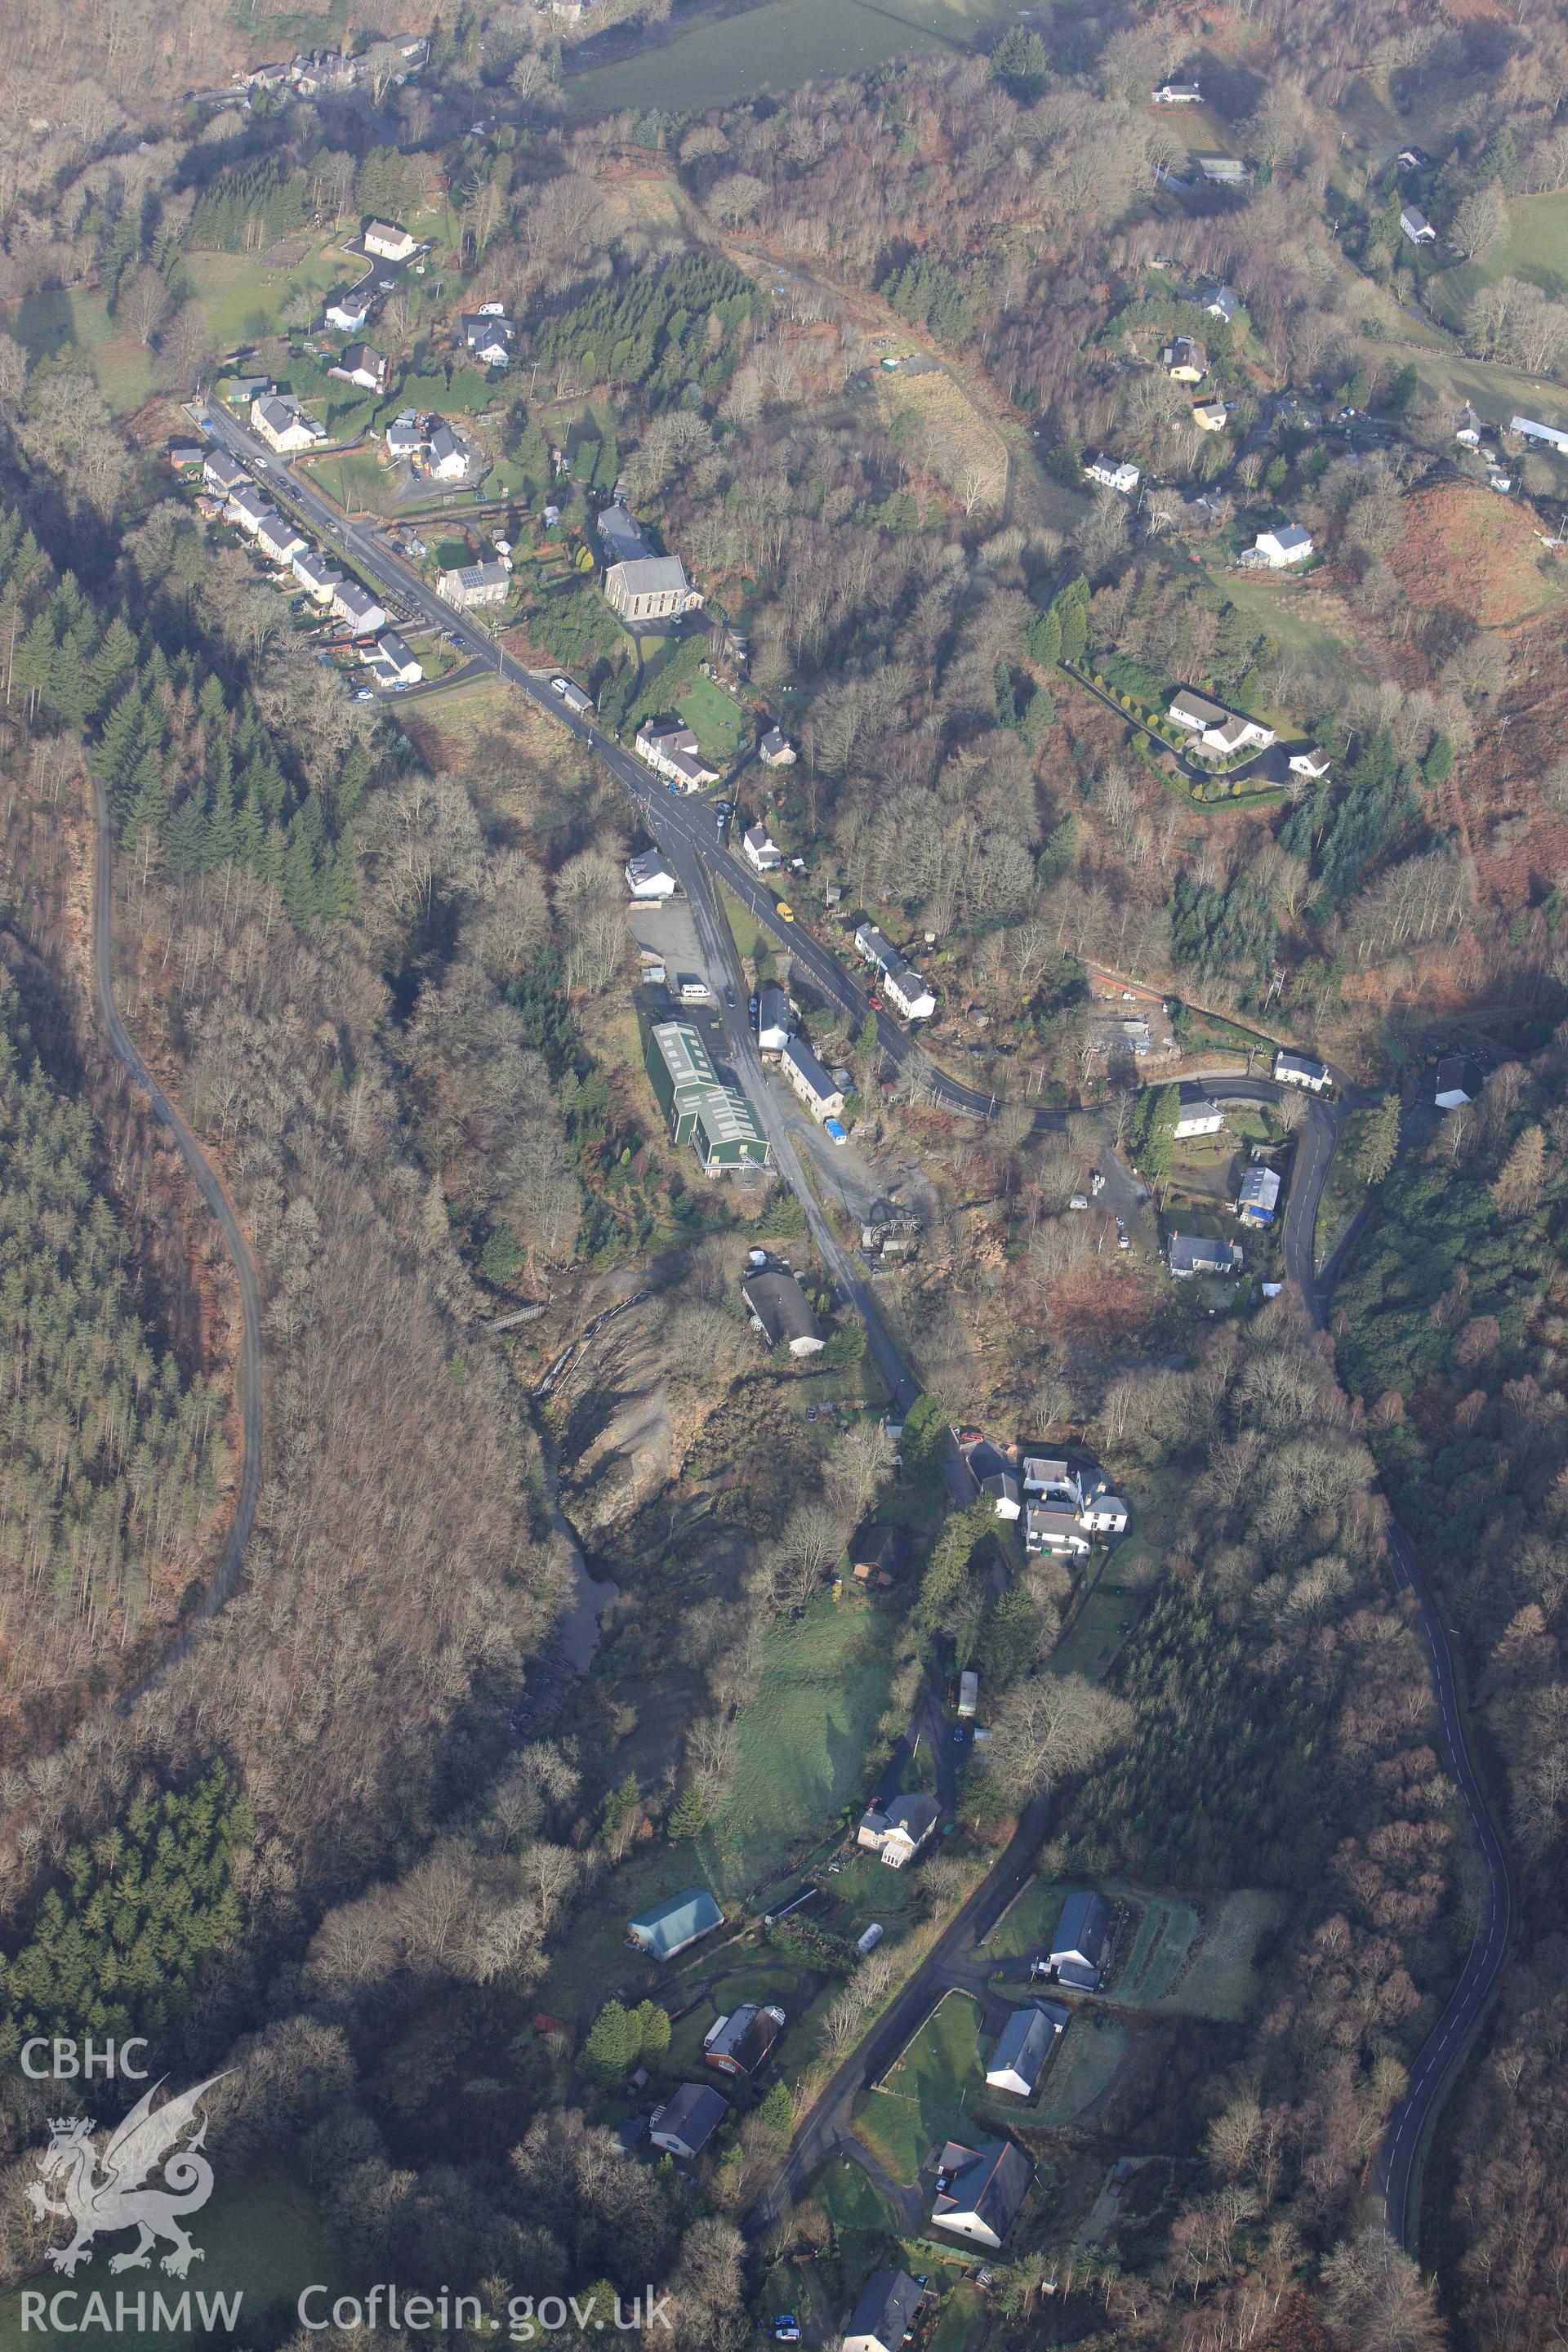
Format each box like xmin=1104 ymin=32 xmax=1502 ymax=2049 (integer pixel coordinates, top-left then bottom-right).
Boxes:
xmin=645 ymin=1021 xmax=721 ymax=1144
xmin=643 ymin=1020 xmax=772 ymax=1173
xmin=693 ymin=1087 xmax=770 ymax=1171
xmin=627 ymin=1887 xmax=724 ymax=1962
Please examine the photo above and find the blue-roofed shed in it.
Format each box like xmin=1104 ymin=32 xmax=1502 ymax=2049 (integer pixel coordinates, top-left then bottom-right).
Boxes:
xmin=628 ymin=1887 xmax=724 ymax=1961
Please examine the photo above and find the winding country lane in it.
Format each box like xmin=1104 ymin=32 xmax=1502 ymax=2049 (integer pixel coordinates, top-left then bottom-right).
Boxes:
xmin=1287 ymin=1120 xmax=1513 ymax=2252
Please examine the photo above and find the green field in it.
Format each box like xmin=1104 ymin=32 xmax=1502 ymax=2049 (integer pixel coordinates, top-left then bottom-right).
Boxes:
xmin=0 ymin=2156 xmax=350 ymax=2352
xmin=2 ymin=287 xmax=156 ymax=416
xmin=1428 ymin=191 xmax=1568 ymax=323
xmin=698 ymin=1591 xmax=896 ymax=1891
xmin=564 ymin=0 xmax=1027 ymax=116
xmin=1036 ymin=2015 xmax=1129 ymax=2122
xmin=1165 ymin=1890 xmax=1284 ymax=2019
xmin=539 ymin=1588 xmax=898 ymax=2015
xmin=678 ymin=675 xmax=750 ymax=766
xmin=855 ymin=1992 xmax=985 ymax=2185
xmin=307 ymin=451 xmax=395 ymax=514
xmin=1214 ymin=572 xmax=1359 ymax=675
xmin=184 ymin=243 xmax=350 ymax=349
xmin=1046 ymin=1579 xmax=1143 ymax=1682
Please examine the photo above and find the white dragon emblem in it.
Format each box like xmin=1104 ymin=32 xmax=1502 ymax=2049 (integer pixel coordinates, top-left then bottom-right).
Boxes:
xmin=25 ymin=2075 xmax=229 ymax=2278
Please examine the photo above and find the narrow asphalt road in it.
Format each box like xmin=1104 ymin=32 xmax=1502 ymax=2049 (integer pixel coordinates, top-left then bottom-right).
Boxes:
xmin=1284 ymin=1089 xmax=1512 ymax=2252
xmin=91 ymin=777 xmax=265 ymax=1657
xmin=747 ymin=1790 xmax=1053 ymax=2240
xmin=203 ymin=405 xmax=1510 ymax=2253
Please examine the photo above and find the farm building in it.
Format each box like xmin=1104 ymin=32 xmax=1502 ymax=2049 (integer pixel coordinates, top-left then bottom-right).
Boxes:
xmin=627 ymin=1887 xmax=724 ymax=1962
xmin=742 ymin=1268 xmax=824 ymax=1357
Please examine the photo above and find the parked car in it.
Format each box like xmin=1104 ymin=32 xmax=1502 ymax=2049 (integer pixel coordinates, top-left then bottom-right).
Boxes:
xmin=823 ymin=1117 xmax=848 ymax=1144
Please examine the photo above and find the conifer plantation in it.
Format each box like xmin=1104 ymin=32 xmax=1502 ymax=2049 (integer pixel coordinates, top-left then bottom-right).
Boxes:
xmin=0 ymin=977 xmax=225 ymax=1744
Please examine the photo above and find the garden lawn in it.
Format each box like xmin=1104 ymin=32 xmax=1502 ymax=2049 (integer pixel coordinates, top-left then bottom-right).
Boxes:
xmin=1036 ymin=2016 xmax=1129 ymax=2122
xmin=1047 ymin=1578 xmax=1144 ymax=1682
xmin=1118 ymin=1895 xmax=1200 ymax=2003
xmin=663 ymin=1958 xmax=810 ymax=2078
xmin=697 ymin=1592 xmax=896 ymax=1895
xmin=1428 ymin=192 xmax=1568 ymax=323
xmin=853 ymin=1993 xmax=986 ymax=2185
xmin=537 ymin=1842 xmax=732 ymax=2024
xmin=306 ymin=452 xmax=395 ymax=514
xmin=829 ymin=1846 xmax=929 ymax=1948
xmin=1165 ymin=1890 xmax=1283 ymax=2019
xmin=929 ymin=2281 xmax=987 ymax=2352
xmin=762 ymin=2258 xmax=812 ymax=2332
xmin=678 ymin=675 xmax=749 ymax=766
xmin=816 ymin=2154 xmax=902 ymax=2237
xmin=985 ymin=1875 xmax=1075 ymax=1962
xmin=987 ymin=1878 xmax=1281 ymax=2017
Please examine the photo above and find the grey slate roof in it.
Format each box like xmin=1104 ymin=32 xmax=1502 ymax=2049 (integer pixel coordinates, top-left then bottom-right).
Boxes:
xmin=649 ymin=2082 xmax=728 ymax=2155
xmin=843 ymin=2269 xmax=923 ymax=2352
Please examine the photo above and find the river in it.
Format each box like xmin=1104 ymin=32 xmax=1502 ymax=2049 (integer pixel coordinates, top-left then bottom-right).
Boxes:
xmin=562 ymin=0 xmax=1031 ymax=116
xmin=537 ymin=1419 xmax=620 ymax=1677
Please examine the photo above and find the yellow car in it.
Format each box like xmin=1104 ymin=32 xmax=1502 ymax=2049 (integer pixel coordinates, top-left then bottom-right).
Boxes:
xmin=777 ymin=901 xmax=795 ymax=923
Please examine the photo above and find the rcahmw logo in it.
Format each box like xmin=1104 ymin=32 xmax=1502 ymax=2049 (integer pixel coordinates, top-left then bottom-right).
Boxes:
xmin=21 ymin=2071 xmax=236 ymax=2331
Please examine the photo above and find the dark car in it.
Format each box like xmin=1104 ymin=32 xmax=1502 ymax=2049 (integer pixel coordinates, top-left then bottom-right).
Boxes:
xmin=724 ymin=986 xmax=736 ymax=1008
